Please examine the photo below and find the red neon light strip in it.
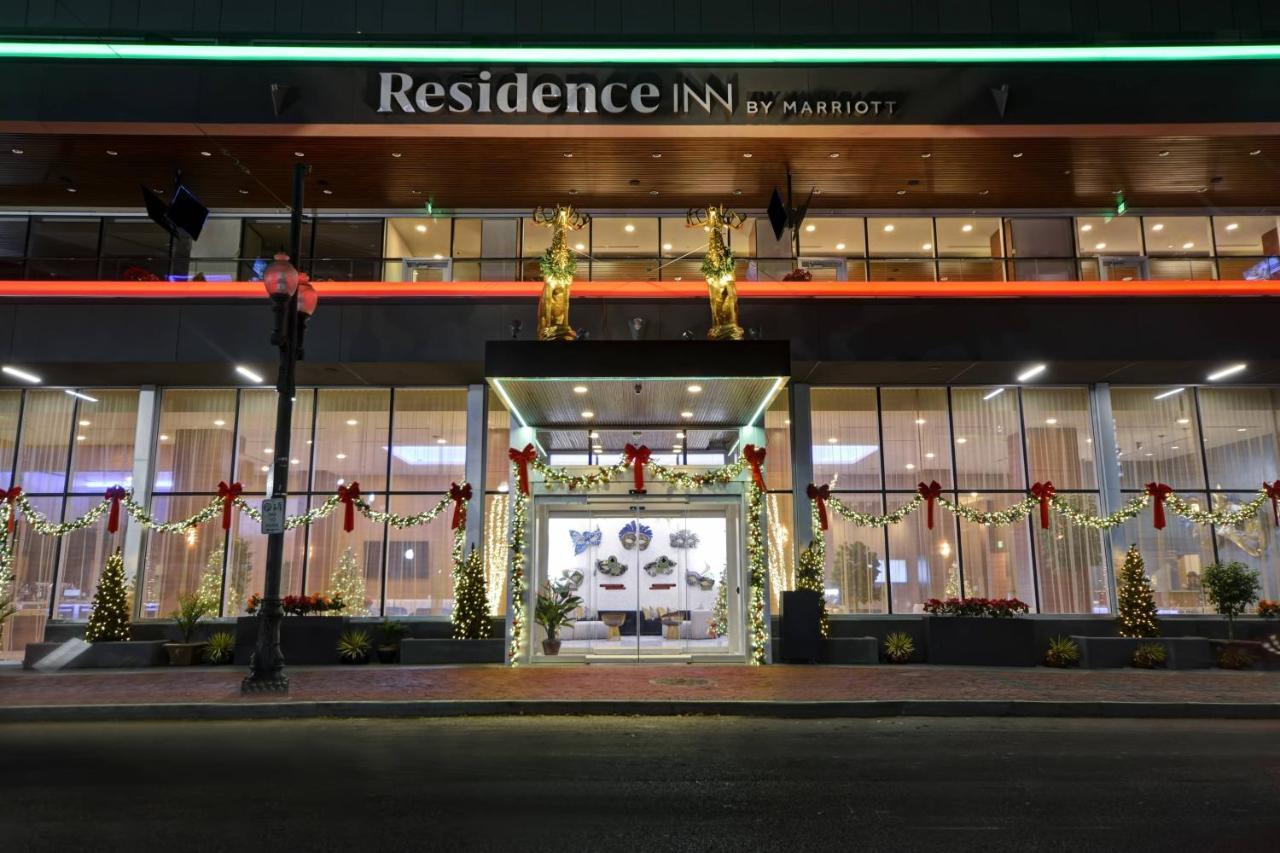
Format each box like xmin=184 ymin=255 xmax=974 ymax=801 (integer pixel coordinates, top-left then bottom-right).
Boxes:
xmin=0 ymin=280 xmax=1274 ymax=300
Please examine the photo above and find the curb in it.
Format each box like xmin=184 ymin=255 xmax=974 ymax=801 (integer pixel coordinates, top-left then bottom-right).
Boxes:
xmin=2 ymin=698 xmax=1278 ymax=722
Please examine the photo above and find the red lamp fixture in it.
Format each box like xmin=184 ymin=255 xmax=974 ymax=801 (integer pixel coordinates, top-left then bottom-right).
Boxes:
xmin=295 ymin=273 xmax=318 ymax=316
xmin=262 ymin=252 xmax=299 ymax=299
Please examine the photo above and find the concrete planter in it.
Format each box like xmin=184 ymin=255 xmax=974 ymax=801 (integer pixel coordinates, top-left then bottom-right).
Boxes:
xmin=164 ymin=642 xmax=206 ymax=666
xmin=23 ymin=640 xmax=169 ymax=670
xmin=1072 ymin=636 xmax=1212 ymax=669
xmin=925 ymin=617 xmax=1038 ymax=666
xmin=233 ymin=616 xmax=349 ymax=665
xmin=400 ymin=638 xmax=505 ymax=664
xmin=818 ymin=637 xmax=880 ymax=664
xmin=1209 ymin=639 xmax=1280 ymax=670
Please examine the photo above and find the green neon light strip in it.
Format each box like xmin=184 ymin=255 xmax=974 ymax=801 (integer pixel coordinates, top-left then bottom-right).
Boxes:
xmin=3 ymin=42 xmax=1280 ymax=64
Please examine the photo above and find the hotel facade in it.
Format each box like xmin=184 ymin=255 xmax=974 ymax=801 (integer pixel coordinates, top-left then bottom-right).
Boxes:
xmin=1 ymin=2 xmax=1279 ymax=662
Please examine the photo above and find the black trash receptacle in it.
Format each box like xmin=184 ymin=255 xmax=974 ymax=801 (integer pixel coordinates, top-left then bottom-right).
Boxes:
xmin=782 ymin=590 xmax=822 ymax=663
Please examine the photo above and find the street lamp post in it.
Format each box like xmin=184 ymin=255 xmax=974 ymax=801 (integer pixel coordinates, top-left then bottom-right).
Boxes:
xmin=242 ymin=164 xmax=314 ymax=693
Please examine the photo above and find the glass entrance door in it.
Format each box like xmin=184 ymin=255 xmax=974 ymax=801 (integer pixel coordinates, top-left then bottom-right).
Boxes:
xmin=536 ymin=499 xmax=742 ymax=662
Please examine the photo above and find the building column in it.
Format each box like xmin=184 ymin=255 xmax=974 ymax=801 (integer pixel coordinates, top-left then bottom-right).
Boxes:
xmin=123 ymin=386 xmax=157 ymax=619
xmin=789 ymin=383 xmax=815 ymax=550
xmin=464 ymin=384 xmax=487 ymax=553
xmin=1090 ymin=383 xmax=1122 ymax=611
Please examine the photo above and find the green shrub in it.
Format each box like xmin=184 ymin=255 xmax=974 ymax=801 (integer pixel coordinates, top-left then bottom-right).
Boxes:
xmin=1216 ymin=646 xmax=1254 ymax=670
xmin=1201 ymin=561 xmax=1262 ymax=640
xmin=203 ymin=631 xmax=236 ymax=664
xmin=381 ymin=620 xmax=409 ymax=645
xmin=1044 ymin=635 xmax=1080 ymax=668
xmin=337 ymin=629 xmax=372 ymax=662
xmin=172 ymin=592 xmax=212 ymax=643
xmin=1132 ymin=643 xmax=1167 ymax=669
xmin=883 ymin=632 xmax=915 ymax=664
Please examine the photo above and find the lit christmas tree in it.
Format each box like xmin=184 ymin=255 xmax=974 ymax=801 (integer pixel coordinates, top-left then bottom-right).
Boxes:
xmin=328 ymin=547 xmax=367 ymax=616
xmin=708 ymin=568 xmax=729 ymax=638
xmin=796 ymin=541 xmax=829 ymax=638
xmin=195 ymin=545 xmax=224 ymax=615
xmin=1116 ymin=544 xmax=1160 ymax=638
xmin=452 ymin=545 xmax=491 ymax=639
xmin=84 ymin=548 xmax=130 ymax=642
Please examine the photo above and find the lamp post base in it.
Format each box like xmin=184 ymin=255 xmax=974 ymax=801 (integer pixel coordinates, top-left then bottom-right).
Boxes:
xmin=240 ymin=671 xmax=290 ymax=693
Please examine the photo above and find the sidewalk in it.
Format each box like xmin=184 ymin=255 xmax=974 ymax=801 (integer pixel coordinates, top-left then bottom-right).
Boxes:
xmin=2 ymin=663 xmax=1278 ymax=721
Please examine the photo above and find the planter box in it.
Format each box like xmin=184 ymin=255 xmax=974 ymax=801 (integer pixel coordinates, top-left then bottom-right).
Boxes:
xmin=400 ymin=638 xmax=505 ymax=664
xmin=233 ymin=616 xmax=349 ymax=665
xmin=1209 ymin=639 xmax=1280 ymax=670
xmin=1073 ymin=636 xmax=1212 ymax=669
xmin=23 ymin=640 xmax=168 ymax=670
xmin=925 ymin=617 xmax=1038 ymax=666
xmin=817 ymin=637 xmax=879 ymax=664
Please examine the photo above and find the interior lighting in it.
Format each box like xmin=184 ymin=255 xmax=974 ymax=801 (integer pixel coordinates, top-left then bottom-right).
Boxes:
xmin=1080 ymin=224 xmax=1093 ymax=232
xmin=914 ymin=418 xmax=926 ymax=425
xmin=1045 ymin=418 xmax=1058 ymax=424
xmin=956 ymin=437 xmax=967 ymax=444
xmin=681 ymin=411 xmax=694 ymax=419
xmin=336 ymin=453 xmax=347 ymax=459
xmin=921 ymin=243 xmax=932 ymax=251
xmin=982 ymin=388 xmax=1005 ymax=401
xmin=1016 ymin=364 xmax=1047 ymax=381
xmin=76 ymin=435 xmax=85 ymax=441
xmin=436 ymin=437 xmax=447 ymax=444
xmin=1152 ymin=387 xmax=1185 ymax=400
xmin=80 ymin=420 xmax=92 ymax=426
xmin=581 ymin=410 xmax=594 ymax=419
xmin=835 ymin=242 xmax=846 ymax=250
xmin=589 ymin=431 xmax=600 ymax=439
xmin=64 ymin=390 xmax=98 ymax=402
xmin=1177 ymin=417 xmax=1191 ymax=425
xmin=415 ymin=224 xmax=427 ymax=233
xmin=828 ymin=437 xmax=838 ymax=444
xmin=235 ymin=365 xmax=264 ymax=383
xmin=573 ymin=385 xmax=588 ymax=394
xmin=961 ymin=223 xmax=973 ymax=232
xmin=1151 ymin=223 xmax=1164 ymax=232
xmin=805 ymin=224 xmax=816 ymax=232
xmin=905 ymin=463 xmax=916 ymax=470
xmin=687 ymin=384 xmax=703 ymax=393
xmin=1182 ymin=241 xmax=1195 ymax=249
xmin=1 ymin=366 xmax=41 ymax=384
xmin=159 ymin=434 xmax=168 ymax=440
xmin=1226 ymin=222 xmax=1239 ymax=231
xmin=624 ymin=223 xmax=635 ymax=233
xmin=1207 ymin=363 xmax=1247 ymax=381
xmin=1094 ymin=242 xmax=1107 ymax=250
xmin=883 ymin=224 xmax=895 ymax=232
xmin=662 ymin=243 xmax=673 ymax=251
xmin=574 ymin=243 xmax=586 ymax=251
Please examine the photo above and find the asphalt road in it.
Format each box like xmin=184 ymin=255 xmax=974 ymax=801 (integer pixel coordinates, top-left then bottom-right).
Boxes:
xmin=2 ymin=716 xmax=1278 ymax=852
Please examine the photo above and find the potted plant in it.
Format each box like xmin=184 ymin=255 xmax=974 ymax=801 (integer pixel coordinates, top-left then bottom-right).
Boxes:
xmin=922 ymin=596 xmax=1037 ymax=666
xmin=166 ymin=593 xmax=212 ymax=666
xmin=203 ymin=631 xmax=236 ymax=665
xmin=535 ymin=582 xmax=581 ymax=656
xmin=377 ymin=620 xmax=409 ymax=664
xmin=236 ymin=590 xmax=350 ymax=665
xmin=1202 ymin=561 xmax=1262 ymax=640
xmin=1044 ymin=635 xmax=1081 ymax=668
xmin=883 ymin=631 xmax=915 ymax=664
xmin=337 ymin=628 xmax=373 ymax=664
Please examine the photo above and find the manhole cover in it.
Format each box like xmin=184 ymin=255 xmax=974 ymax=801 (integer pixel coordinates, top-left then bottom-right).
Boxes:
xmin=649 ymin=676 xmax=715 ymax=688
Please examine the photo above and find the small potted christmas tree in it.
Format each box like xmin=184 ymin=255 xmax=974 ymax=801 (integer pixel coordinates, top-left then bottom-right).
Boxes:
xmin=85 ymin=548 xmax=131 ymax=643
xmin=166 ymin=592 xmax=212 ymax=665
xmin=452 ymin=545 xmax=492 ymax=640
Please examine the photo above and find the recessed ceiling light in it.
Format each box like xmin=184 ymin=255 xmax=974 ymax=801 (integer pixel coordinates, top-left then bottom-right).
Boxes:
xmin=687 ymin=384 xmax=702 ymax=393
xmin=263 ymin=447 xmax=273 ymax=453
xmin=1182 ymin=241 xmax=1195 ymax=249
xmin=1017 ymin=364 xmax=1047 ymax=382
xmin=674 ymin=276 xmax=682 ymax=281
xmin=336 ymin=453 xmax=346 ymax=459
xmin=982 ymin=388 xmax=1005 ymax=401
xmin=672 ymin=446 xmax=682 ymax=452
xmin=1177 ymin=417 xmax=1190 ymax=425
xmin=1153 ymin=387 xmax=1185 ymax=400
xmin=742 ymin=152 xmax=753 ymax=158
xmin=883 ymin=224 xmax=895 ymax=232
xmin=199 ymin=150 xmax=211 ymax=157
xmin=1145 ymin=452 xmax=1153 ymax=457
xmin=1080 ymin=224 xmax=1093 ymax=232
xmin=805 ymin=224 xmax=816 ymax=232
xmin=10 ymin=149 xmax=23 ymax=155
xmin=896 ymin=189 xmax=907 ymax=195
xmin=676 ymin=432 xmax=686 ymax=439
xmin=589 ymin=431 xmax=600 ymax=439
xmin=322 ymin=188 xmax=333 ymax=195
xmin=1158 ymin=150 xmax=1170 ymax=157
xmin=3 ymin=365 xmax=46 ymax=385
xmin=290 ymin=458 xmax=300 ymax=465
xmin=237 ymin=188 xmax=249 ymax=195
xmin=922 ymin=243 xmax=932 ymax=251
xmin=905 ymin=463 xmax=916 ymax=470
xmin=921 ymin=152 xmax=932 ymax=159
xmin=261 ymin=465 xmax=269 ymax=472
xmin=961 ymin=223 xmax=973 ymax=232
xmin=435 ymin=437 xmax=447 ymax=445
xmin=828 ymin=152 xmax=840 ymax=158
xmin=624 ymin=223 xmax=635 ymax=233
xmin=432 ymin=253 xmax=443 ymax=260
xmin=1249 ymin=149 xmax=1262 ymax=156
xmin=562 ymin=152 xmax=574 ymax=158
xmin=415 ymin=224 xmax=427 ymax=233
xmin=106 ymin=149 xmax=118 ymax=156
xmin=925 ymin=452 xmax=935 ymax=459
xmin=346 ymin=419 xmax=358 ymax=426
xmin=159 ymin=433 xmax=168 ymax=441
xmin=956 ymin=437 xmax=967 ymax=444
xmin=1045 ymin=418 xmax=1058 ymax=425
xmin=65 ymin=187 xmax=77 ymax=193
xmin=213 ymin=419 xmax=226 ymax=426
xmin=573 ymin=242 xmax=585 ymax=251
xmin=1237 ymin=427 xmax=1248 ymax=432
xmin=76 ymin=435 xmax=85 ymax=442
xmin=64 ymin=389 xmax=98 ymax=403
xmin=293 ymin=151 xmax=304 ymax=157
xmin=1170 ymin=446 xmax=1179 ymax=450
xmin=573 ymin=385 xmax=588 ymax=394
xmin=680 ymin=411 xmax=694 ymax=419
xmin=662 ymin=243 xmax=673 ymax=251
xmin=1151 ymin=223 xmax=1164 ymax=232
xmin=651 ymin=152 xmax=662 ymax=158
xmin=79 ymin=420 xmax=91 ymax=427
xmin=581 ymin=410 xmax=594 ymax=419
xmin=1207 ymin=363 xmax=1247 ymax=381
xmin=914 ymin=418 xmax=926 ymax=425
xmin=1012 ymin=152 xmax=1023 ymax=158
xmin=1094 ymin=242 xmax=1107 ymax=250
xmin=1226 ymin=222 xmax=1239 ymax=231
xmin=234 ymin=365 xmax=264 ymax=383
xmin=835 ymin=242 xmax=846 ymax=250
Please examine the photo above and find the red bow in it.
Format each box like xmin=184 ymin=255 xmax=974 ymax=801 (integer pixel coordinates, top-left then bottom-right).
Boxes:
xmin=508 ymin=444 xmax=537 ymax=496
xmin=216 ymin=481 xmax=242 ymax=531
xmin=449 ymin=482 xmax=472 ymax=530
xmin=918 ymin=481 xmax=943 ymax=529
xmin=104 ymin=486 xmax=127 ymax=535
xmin=337 ymin=482 xmax=362 ymax=533
xmin=806 ymin=483 xmax=830 ymax=531
xmin=743 ymin=444 xmax=767 ymax=491
xmin=1265 ymin=481 xmax=1280 ymax=528
xmin=2 ymin=485 xmax=21 ymax=535
xmin=1030 ymin=481 xmax=1056 ymax=530
xmin=1145 ymin=482 xmax=1173 ymax=530
xmin=624 ymin=443 xmax=651 ymax=492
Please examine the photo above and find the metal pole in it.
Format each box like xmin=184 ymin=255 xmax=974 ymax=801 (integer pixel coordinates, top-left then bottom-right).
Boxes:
xmin=243 ymin=163 xmax=308 ymax=693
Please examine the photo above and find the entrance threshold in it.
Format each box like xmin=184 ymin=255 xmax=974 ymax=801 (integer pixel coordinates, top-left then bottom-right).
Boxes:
xmin=584 ymin=654 xmax=693 ymax=664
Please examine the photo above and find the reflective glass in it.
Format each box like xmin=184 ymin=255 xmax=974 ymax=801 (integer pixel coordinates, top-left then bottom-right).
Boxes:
xmin=957 ymin=493 xmax=1035 ymax=605
xmin=152 ymin=389 xmax=236 ymax=493
xmin=823 ymin=498 xmax=888 ymax=614
xmin=1196 ymin=387 xmax=1280 ymax=491
xmin=1035 ymin=494 xmax=1110 ymax=614
xmin=311 ymin=389 xmax=391 ymax=494
xmin=951 ymin=387 xmax=1024 ymax=491
xmin=1111 ymin=387 xmax=1204 ymax=490
xmin=1021 ymin=387 xmax=1098 ymax=489
xmin=881 ymin=388 xmax=951 ymax=491
xmin=1112 ymin=504 xmax=1216 ymax=614
xmin=15 ymin=390 xmax=75 ymax=494
xmin=810 ymin=388 xmax=881 ymax=491
xmin=67 ymin=389 xmax=139 ymax=493
xmin=886 ymin=506 xmax=958 ymax=613
xmin=389 ymin=389 xmax=468 ymax=493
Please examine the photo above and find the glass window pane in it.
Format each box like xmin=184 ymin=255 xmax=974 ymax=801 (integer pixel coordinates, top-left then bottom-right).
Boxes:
xmin=951 ymin=387 xmax=1025 ymax=491
xmin=810 ymin=388 xmax=881 ymax=490
xmin=660 ymin=217 xmax=721 ymax=258
xmin=593 ymin=217 xmax=657 ymax=256
xmin=1196 ymin=387 xmax=1280 ymax=491
xmin=522 ymin=217 xmax=554 ymax=257
xmin=54 ymin=495 xmax=128 ymax=620
xmin=1006 ymin=217 xmax=1073 ymax=258
xmin=224 ymin=496 xmax=307 ymax=615
xmin=868 ymin=218 xmax=932 ymax=257
xmin=763 ymin=390 xmax=791 ymax=491
xmin=311 ymin=389 xmax=391 ymax=494
xmin=823 ymin=498 xmax=887 ymax=614
xmin=0 ymin=390 xmax=21 ymax=490
xmin=385 ymin=494 xmax=460 ymax=617
xmin=309 ymin=219 xmax=383 ymax=281
xmin=800 ymin=217 xmax=865 ymax=256
xmin=99 ymin=218 xmax=170 ymax=280
xmin=240 ymin=219 xmax=313 ymax=269
xmin=1035 ymin=494 xmax=1110 ymax=613
xmin=1022 ymin=387 xmax=1097 ymax=489
xmin=956 ymin=494 xmax=1035 ymax=605
xmin=1112 ymin=506 xmax=1216 ymax=614
xmin=152 ymin=390 xmax=236 ymax=493
xmin=384 ymin=217 xmax=451 ymax=283
xmin=887 ymin=508 xmax=958 ymax=613
xmin=1212 ymin=215 xmax=1279 ymax=256
xmin=935 ymin=217 xmax=1002 ymax=257
xmin=389 ymin=389 xmax=468 ymax=492
xmin=233 ymin=389 xmax=314 ymax=494
xmin=4 ymin=495 xmax=59 ymax=652
xmin=765 ymin=492 xmax=795 ymax=610
xmin=67 ymin=389 xmax=138 ymax=493
xmin=1075 ymin=216 xmax=1141 ymax=256
xmin=881 ymin=388 xmax=951 ymax=490
xmin=304 ymin=510 xmax=384 ymax=616
xmin=1143 ymin=216 xmax=1211 ymax=256
xmin=1111 ymin=387 xmax=1205 ymax=490
xmin=138 ymin=496 xmax=225 ymax=619
xmin=482 ymin=491 xmax=509 ymax=614
xmin=1214 ymin=491 xmax=1280 ymax=603
xmin=15 ymin=389 xmax=74 ymax=493
xmin=0 ymin=216 xmax=28 ymax=257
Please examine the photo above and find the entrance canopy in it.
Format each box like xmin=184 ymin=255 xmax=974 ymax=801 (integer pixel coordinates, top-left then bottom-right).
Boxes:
xmin=486 ymin=340 xmax=788 ymax=458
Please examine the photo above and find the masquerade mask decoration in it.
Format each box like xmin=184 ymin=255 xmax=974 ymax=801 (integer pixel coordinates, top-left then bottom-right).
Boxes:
xmin=685 ymin=570 xmax=716 ymax=591
xmin=596 ymin=556 xmax=627 ymax=577
xmin=669 ymin=529 xmax=700 ymax=550
xmin=569 ymin=528 xmax=602 ymax=555
xmin=643 ymin=555 xmax=677 ymax=576
xmin=554 ymin=569 xmax=584 ymax=593
xmin=619 ymin=520 xmax=653 ymax=551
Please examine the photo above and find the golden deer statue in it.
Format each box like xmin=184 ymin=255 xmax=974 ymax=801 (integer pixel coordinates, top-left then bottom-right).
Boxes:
xmin=688 ymin=205 xmax=746 ymax=340
xmin=532 ymin=204 xmax=590 ymax=341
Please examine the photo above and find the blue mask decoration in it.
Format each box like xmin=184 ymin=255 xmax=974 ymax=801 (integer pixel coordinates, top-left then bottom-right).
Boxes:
xmin=569 ymin=528 xmax=602 ymax=555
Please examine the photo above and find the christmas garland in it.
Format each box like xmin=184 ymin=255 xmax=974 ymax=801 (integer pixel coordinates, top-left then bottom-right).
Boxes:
xmin=507 ymin=443 xmax=768 ymax=664
xmin=539 ymin=247 xmax=577 ymax=282
xmin=701 ymin=250 xmax=735 ymax=282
